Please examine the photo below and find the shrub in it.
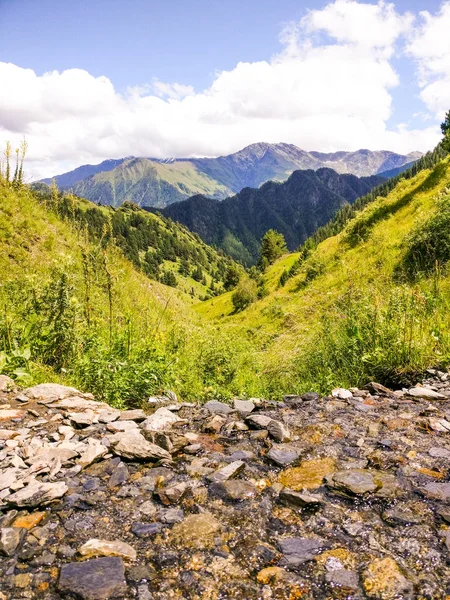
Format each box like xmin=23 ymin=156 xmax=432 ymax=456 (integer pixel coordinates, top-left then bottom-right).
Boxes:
xmin=231 ymin=278 xmax=258 ymax=312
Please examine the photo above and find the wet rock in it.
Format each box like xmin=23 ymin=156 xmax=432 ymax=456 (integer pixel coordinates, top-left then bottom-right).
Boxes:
xmin=141 ymin=407 xmax=181 ymax=431
xmin=267 ymin=419 xmax=291 ymax=442
xmin=169 ymin=512 xmax=221 ymax=549
xmin=278 ymin=457 xmax=336 ymax=490
xmin=108 ymin=461 xmax=130 ymax=488
xmin=58 ymin=556 xmax=127 ymax=599
xmin=328 ymin=469 xmax=379 ymax=495
xmin=210 ymin=480 xmax=257 ymax=501
xmin=0 ymin=526 xmax=25 ymax=556
xmin=362 ymin=557 xmax=413 ymax=599
xmin=208 ymin=460 xmax=245 ymax=483
xmin=204 ymin=400 xmax=234 ymax=415
xmin=279 ymin=537 xmax=327 ymax=567
xmin=6 ymin=481 xmax=68 ymax=507
xmin=109 ymin=431 xmax=171 ymax=461
xmin=131 ymin=522 xmax=163 ymax=538
xmin=420 ymin=482 xmax=450 ymax=501
xmin=279 ymin=489 xmax=324 ymax=508
xmin=78 ymin=538 xmax=137 ymax=561
xmin=267 ymin=445 xmax=299 ymax=467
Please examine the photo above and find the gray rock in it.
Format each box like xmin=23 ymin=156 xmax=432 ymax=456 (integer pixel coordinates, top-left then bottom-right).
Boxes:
xmin=246 ymin=414 xmax=272 ymax=429
xmin=6 ymin=481 xmax=68 ymax=507
xmin=204 ymin=400 xmax=234 ymax=415
xmin=119 ymin=409 xmax=146 ymax=422
xmin=23 ymin=383 xmax=81 ymax=402
xmin=210 ymin=480 xmax=257 ymax=501
xmin=328 ymin=470 xmax=378 ymax=495
xmin=208 ymin=460 xmax=245 ymax=483
xmin=143 ymin=430 xmax=189 ymax=453
xmin=325 ymin=569 xmax=360 ymax=590
xmin=141 ymin=407 xmax=181 ymax=432
xmin=267 ymin=445 xmax=299 ymax=466
xmin=131 ymin=522 xmax=163 ymax=538
xmin=408 ymin=387 xmax=445 ymax=399
xmin=109 ymin=431 xmax=171 ymax=461
xmin=267 ymin=419 xmax=291 ymax=442
xmin=58 ymin=556 xmax=127 ymax=599
xmin=107 ymin=420 xmax=139 ymax=433
xmin=278 ymin=537 xmax=326 ymax=567
xmin=279 ymin=489 xmax=324 ymax=508
xmin=78 ymin=441 xmax=108 ymax=468
xmin=161 ymin=508 xmax=184 ymax=524
xmin=0 ymin=527 xmax=25 ymax=556
xmin=420 ymin=482 xmax=450 ymax=501
xmin=108 ymin=462 xmax=130 ymax=488
xmin=429 ymin=447 xmax=450 ymax=459
xmin=233 ymin=399 xmax=255 ymax=415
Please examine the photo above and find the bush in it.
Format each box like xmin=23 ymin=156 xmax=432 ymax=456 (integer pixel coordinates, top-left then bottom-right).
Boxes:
xmin=232 ymin=278 xmax=258 ymax=312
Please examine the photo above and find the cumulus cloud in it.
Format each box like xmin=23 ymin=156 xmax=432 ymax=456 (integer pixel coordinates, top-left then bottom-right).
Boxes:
xmin=0 ymin=0 xmax=445 ymax=180
xmin=406 ymin=1 xmax=450 ymax=117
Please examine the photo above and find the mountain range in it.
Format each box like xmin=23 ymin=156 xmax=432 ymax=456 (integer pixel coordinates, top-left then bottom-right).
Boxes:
xmin=41 ymin=143 xmax=421 ymax=208
xmin=157 ymin=168 xmax=385 ymax=264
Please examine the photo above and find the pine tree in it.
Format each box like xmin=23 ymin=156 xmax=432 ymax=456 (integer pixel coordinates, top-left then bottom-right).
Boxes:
xmin=259 ymin=230 xmax=287 ymax=268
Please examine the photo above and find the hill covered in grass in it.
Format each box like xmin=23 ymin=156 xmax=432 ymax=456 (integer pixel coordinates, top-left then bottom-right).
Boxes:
xmin=196 ymin=152 xmax=450 ymax=395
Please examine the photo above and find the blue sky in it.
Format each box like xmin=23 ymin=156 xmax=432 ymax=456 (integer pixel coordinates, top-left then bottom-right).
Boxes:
xmin=0 ymin=0 xmax=449 ymax=178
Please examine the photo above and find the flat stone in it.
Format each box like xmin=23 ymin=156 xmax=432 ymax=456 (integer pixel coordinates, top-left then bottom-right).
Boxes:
xmin=408 ymin=387 xmax=445 ymax=399
xmin=0 ymin=409 xmax=25 ymax=421
xmin=169 ymin=512 xmax=221 ymax=549
xmin=70 ymin=410 xmax=96 ymax=427
xmin=362 ymin=557 xmax=413 ymax=599
xmin=429 ymin=447 xmax=450 ymax=458
xmin=233 ymin=399 xmax=255 ymax=415
xmin=155 ymin=481 xmax=188 ymax=505
xmin=0 ymin=468 xmax=21 ymax=491
xmin=267 ymin=420 xmax=291 ymax=442
xmin=204 ymin=400 xmax=234 ymax=415
xmin=58 ymin=556 xmax=127 ymax=599
xmin=279 ymin=489 xmax=324 ymax=508
xmin=325 ymin=569 xmax=360 ymax=590
xmin=109 ymin=431 xmax=171 ymax=461
xmin=78 ymin=538 xmax=137 ymax=561
xmin=131 ymin=522 xmax=163 ymax=538
xmin=420 ymin=482 xmax=450 ymax=501
xmin=108 ymin=462 xmax=130 ymax=488
xmin=107 ymin=420 xmax=139 ymax=433
xmin=141 ymin=407 xmax=181 ymax=431
xmin=267 ymin=445 xmax=299 ymax=466
xmin=0 ymin=429 xmax=19 ymax=440
xmin=143 ymin=430 xmax=189 ymax=453
xmin=210 ymin=480 xmax=257 ymax=501
xmin=6 ymin=481 xmax=68 ymax=508
xmin=78 ymin=441 xmax=108 ymax=468
xmin=329 ymin=470 xmax=378 ymax=495
xmin=0 ymin=527 xmax=26 ymax=556
xmin=23 ymin=383 xmax=81 ymax=401
xmin=12 ymin=511 xmax=46 ymax=530
xmin=97 ymin=408 xmax=121 ymax=424
xmin=208 ymin=460 xmax=245 ymax=483
xmin=278 ymin=537 xmax=326 ymax=567
xmin=278 ymin=458 xmax=336 ymax=491
xmin=246 ymin=414 xmax=272 ymax=429
xmin=119 ymin=409 xmax=146 ymax=422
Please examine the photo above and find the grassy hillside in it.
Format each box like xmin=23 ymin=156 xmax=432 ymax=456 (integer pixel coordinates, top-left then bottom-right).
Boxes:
xmin=197 ymin=155 xmax=450 ymax=395
xmin=0 ymin=181 xmax=256 ymax=405
xmin=54 ymin=157 xmax=233 ymax=208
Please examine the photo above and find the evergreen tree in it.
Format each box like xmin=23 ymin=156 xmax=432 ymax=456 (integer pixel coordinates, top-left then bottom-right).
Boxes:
xmin=224 ymin=264 xmax=240 ymax=290
xmin=441 ymin=110 xmax=450 ymax=152
xmin=259 ymin=230 xmax=287 ymax=268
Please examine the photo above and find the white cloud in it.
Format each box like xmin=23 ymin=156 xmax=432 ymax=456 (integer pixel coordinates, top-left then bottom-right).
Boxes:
xmin=0 ymin=0 xmax=444 ymax=181
xmin=406 ymin=1 xmax=450 ymax=117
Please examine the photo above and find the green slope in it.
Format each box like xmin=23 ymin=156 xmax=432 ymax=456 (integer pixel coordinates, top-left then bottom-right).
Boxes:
xmin=68 ymin=158 xmax=233 ymax=208
xmin=196 ymin=155 xmax=450 ymax=394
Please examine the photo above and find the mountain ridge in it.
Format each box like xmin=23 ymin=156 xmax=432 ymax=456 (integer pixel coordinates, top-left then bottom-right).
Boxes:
xmin=40 ymin=143 xmax=421 ymax=208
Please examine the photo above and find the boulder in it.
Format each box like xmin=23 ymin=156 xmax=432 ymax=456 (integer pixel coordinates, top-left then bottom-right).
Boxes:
xmin=109 ymin=431 xmax=171 ymax=461
xmin=58 ymin=556 xmax=127 ymax=599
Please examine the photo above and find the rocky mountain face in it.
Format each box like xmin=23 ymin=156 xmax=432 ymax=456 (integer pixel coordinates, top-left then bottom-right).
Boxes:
xmin=40 ymin=144 xmax=420 ymax=209
xmin=1 ymin=373 xmax=450 ymax=599
xmin=159 ymin=168 xmax=385 ymax=264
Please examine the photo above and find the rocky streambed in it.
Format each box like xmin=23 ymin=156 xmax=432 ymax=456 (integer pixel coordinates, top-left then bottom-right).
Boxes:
xmin=1 ymin=373 xmax=450 ymax=599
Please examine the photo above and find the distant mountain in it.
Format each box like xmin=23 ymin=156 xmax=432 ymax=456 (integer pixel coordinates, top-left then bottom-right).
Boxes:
xmin=41 ymin=144 xmax=421 ymax=209
xmin=157 ymin=168 xmax=385 ymax=264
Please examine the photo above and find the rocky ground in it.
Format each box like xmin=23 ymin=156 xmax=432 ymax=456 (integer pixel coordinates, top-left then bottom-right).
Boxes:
xmin=1 ymin=373 xmax=450 ymax=600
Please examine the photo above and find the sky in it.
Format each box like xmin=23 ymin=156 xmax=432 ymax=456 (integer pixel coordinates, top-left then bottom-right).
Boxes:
xmin=0 ymin=0 xmax=449 ymax=180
